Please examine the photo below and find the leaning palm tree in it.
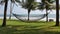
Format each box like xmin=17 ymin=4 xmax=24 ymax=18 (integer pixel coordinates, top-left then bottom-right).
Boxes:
xmin=9 ymin=0 xmax=12 ymax=19
xmin=9 ymin=0 xmax=21 ymax=19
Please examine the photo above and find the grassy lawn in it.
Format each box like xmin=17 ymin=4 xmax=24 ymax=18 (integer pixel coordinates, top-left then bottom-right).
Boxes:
xmin=0 ymin=19 xmax=60 ymax=34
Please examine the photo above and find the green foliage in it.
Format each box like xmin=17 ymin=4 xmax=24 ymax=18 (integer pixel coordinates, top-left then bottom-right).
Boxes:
xmin=47 ymin=0 xmax=56 ymax=3
xmin=26 ymin=0 xmax=35 ymax=4
xmin=0 ymin=0 xmax=21 ymax=5
xmin=38 ymin=0 xmax=55 ymax=10
xmin=11 ymin=0 xmax=21 ymax=3
xmin=21 ymin=0 xmax=36 ymax=10
xmin=41 ymin=0 xmax=55 ymax=3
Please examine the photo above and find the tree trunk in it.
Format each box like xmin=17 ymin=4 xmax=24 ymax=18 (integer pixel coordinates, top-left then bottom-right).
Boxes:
xmin=46 ymin=9 xmax=48 ymax=22
xmin=22 ymin=0 xmax=24 ymax=3
xmin=2 ymin=0 xmax=8 ymax=27
xmin=46 ymin=4 xmax=48 ymax=22
xmin=27 ymin=5 xmax=33 ymax=21
xmin=28 ymin=9 xmax=30 ymax=21
xmin=9 ymin=2 xmax=12 ymax=19
xmin=55 ymin=0 xmax=59 ymax=26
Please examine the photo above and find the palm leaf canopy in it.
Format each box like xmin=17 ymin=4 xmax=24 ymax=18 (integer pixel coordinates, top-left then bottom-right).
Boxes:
xmin=20 ymin=0 xmax=38 ymax=10
xmin=0 ymin=0 xmax=21 ymax=5
xmin=38 ymin=0 xmax=55 ymax=10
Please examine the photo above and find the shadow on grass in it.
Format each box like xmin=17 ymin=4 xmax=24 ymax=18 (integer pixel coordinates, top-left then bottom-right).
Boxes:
xmin=7 ymin=20 xmax=20 ymax=22
xmin=0 ymin=25 xmax=60 ymax=34
xmin=7 ymin=19 xmax=47 ymax=23
xmin=24 ymin=21 xmax=47 ymax=23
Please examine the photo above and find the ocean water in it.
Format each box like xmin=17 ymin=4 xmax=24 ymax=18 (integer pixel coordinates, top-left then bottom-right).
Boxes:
xmin=0 ymin=14 xmax=57 ymax=18
xmin=0 ymin=14 xmax=60 ymax=21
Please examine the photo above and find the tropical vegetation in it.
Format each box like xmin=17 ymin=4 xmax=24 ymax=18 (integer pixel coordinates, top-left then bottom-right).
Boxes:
xmin=0 ymin=0 xmax=60 ymax=34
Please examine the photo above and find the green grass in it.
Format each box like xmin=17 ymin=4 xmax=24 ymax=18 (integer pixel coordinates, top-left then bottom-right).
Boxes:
xmin=0 ymin=19 xmax=60 ymax=34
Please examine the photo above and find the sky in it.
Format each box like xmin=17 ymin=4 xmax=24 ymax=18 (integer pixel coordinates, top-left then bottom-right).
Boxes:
xmin=0 ymin=0 xmax=60 ymax=15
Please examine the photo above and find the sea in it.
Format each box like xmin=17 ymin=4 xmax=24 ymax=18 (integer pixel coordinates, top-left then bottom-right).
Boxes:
xmin=0 ymin=14 xmax=57 ymax=18
xmin=0 ymin=14 xmax=58 ymax=21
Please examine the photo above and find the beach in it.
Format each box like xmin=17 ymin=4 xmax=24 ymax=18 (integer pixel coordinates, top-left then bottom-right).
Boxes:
xmin=0 ymin=13 xmax=59 ymax=21
xmin=0 ymin=17 xmax=58 ymax=21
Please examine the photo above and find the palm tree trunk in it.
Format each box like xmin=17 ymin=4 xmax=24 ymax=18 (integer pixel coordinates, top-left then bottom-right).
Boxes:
xmin=28 ymin=9 xmax=30 ymax=21
xmin=55 ymin=0 xmax=59 ymax=26
xmin=9 ymin=2 xmax=12 ymax=19
xmin=27 ymin=4 xmax=33 ymax=21
xmin=2 ymin=0 xmax=8 ymax=27
xmin=22 ymin=0 xmax=24 ymax=3
xmin=46 ymin=5 xmax=48 ymax=22
xmin=46 ymin=9 xmax=48 ymax=22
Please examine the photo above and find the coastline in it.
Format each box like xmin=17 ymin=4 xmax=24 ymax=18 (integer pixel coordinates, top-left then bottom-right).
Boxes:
xmin=0 ymin=17 xmax=57 ymax=21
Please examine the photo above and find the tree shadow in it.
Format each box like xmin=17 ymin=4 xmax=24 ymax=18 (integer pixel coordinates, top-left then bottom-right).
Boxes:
xmin=7 ymin=19 xmax=47 ymax=23
xmin=0 ymin=25 xmax=60 ymax=34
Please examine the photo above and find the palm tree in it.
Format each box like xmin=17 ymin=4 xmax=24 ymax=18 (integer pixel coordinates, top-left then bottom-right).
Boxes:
xmin=20 ymin=0 xmax=37 ymax=21
xmin=45 ymin=0 xmax=52 ymax=22
xmin=0 ymin=0 xmax=21 ymax=27
xmin=40 ymin=0 xmax=55 ymax=22
xmin=9 ymin=0 xmax=21 ymax=19
xmin=9 ymin=0 xmax=12 ymax=19
xmin=2 ymin=0 xmax=8 ymax=27
xmin=55 ymin=0 xmax=59 ymax=26
xmin=25 ymin=0 xmax=35 ymax=21
xmin=40 ymin=0 xmax=49 ymax=22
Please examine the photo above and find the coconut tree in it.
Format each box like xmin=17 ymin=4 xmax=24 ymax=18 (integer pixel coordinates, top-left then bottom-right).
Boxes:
xmin=45 ymin=0 xmax=55 ymax=22
xmin=55 ymin=0 xmax=59 ymax=26
xmin=19 ymin=0 xmax=38 ymax=21
xmin=9 ymin=0 xmax=21 ymax=19
xmin=0 ymin=0 xmax=21 ymax=27
xmin=39 ymin=0 xmax=55 ymax=22
xmin=9 ymin=0 xmax=12 ymax=19
xmin=2 ymin=0 xmax=8 ymax=27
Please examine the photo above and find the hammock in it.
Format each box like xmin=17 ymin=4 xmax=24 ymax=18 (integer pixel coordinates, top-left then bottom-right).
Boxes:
xmin=12 ymin=12 xmax=50 ymax=21
xmin=11 ymin=2 xmax=52 ymax=21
